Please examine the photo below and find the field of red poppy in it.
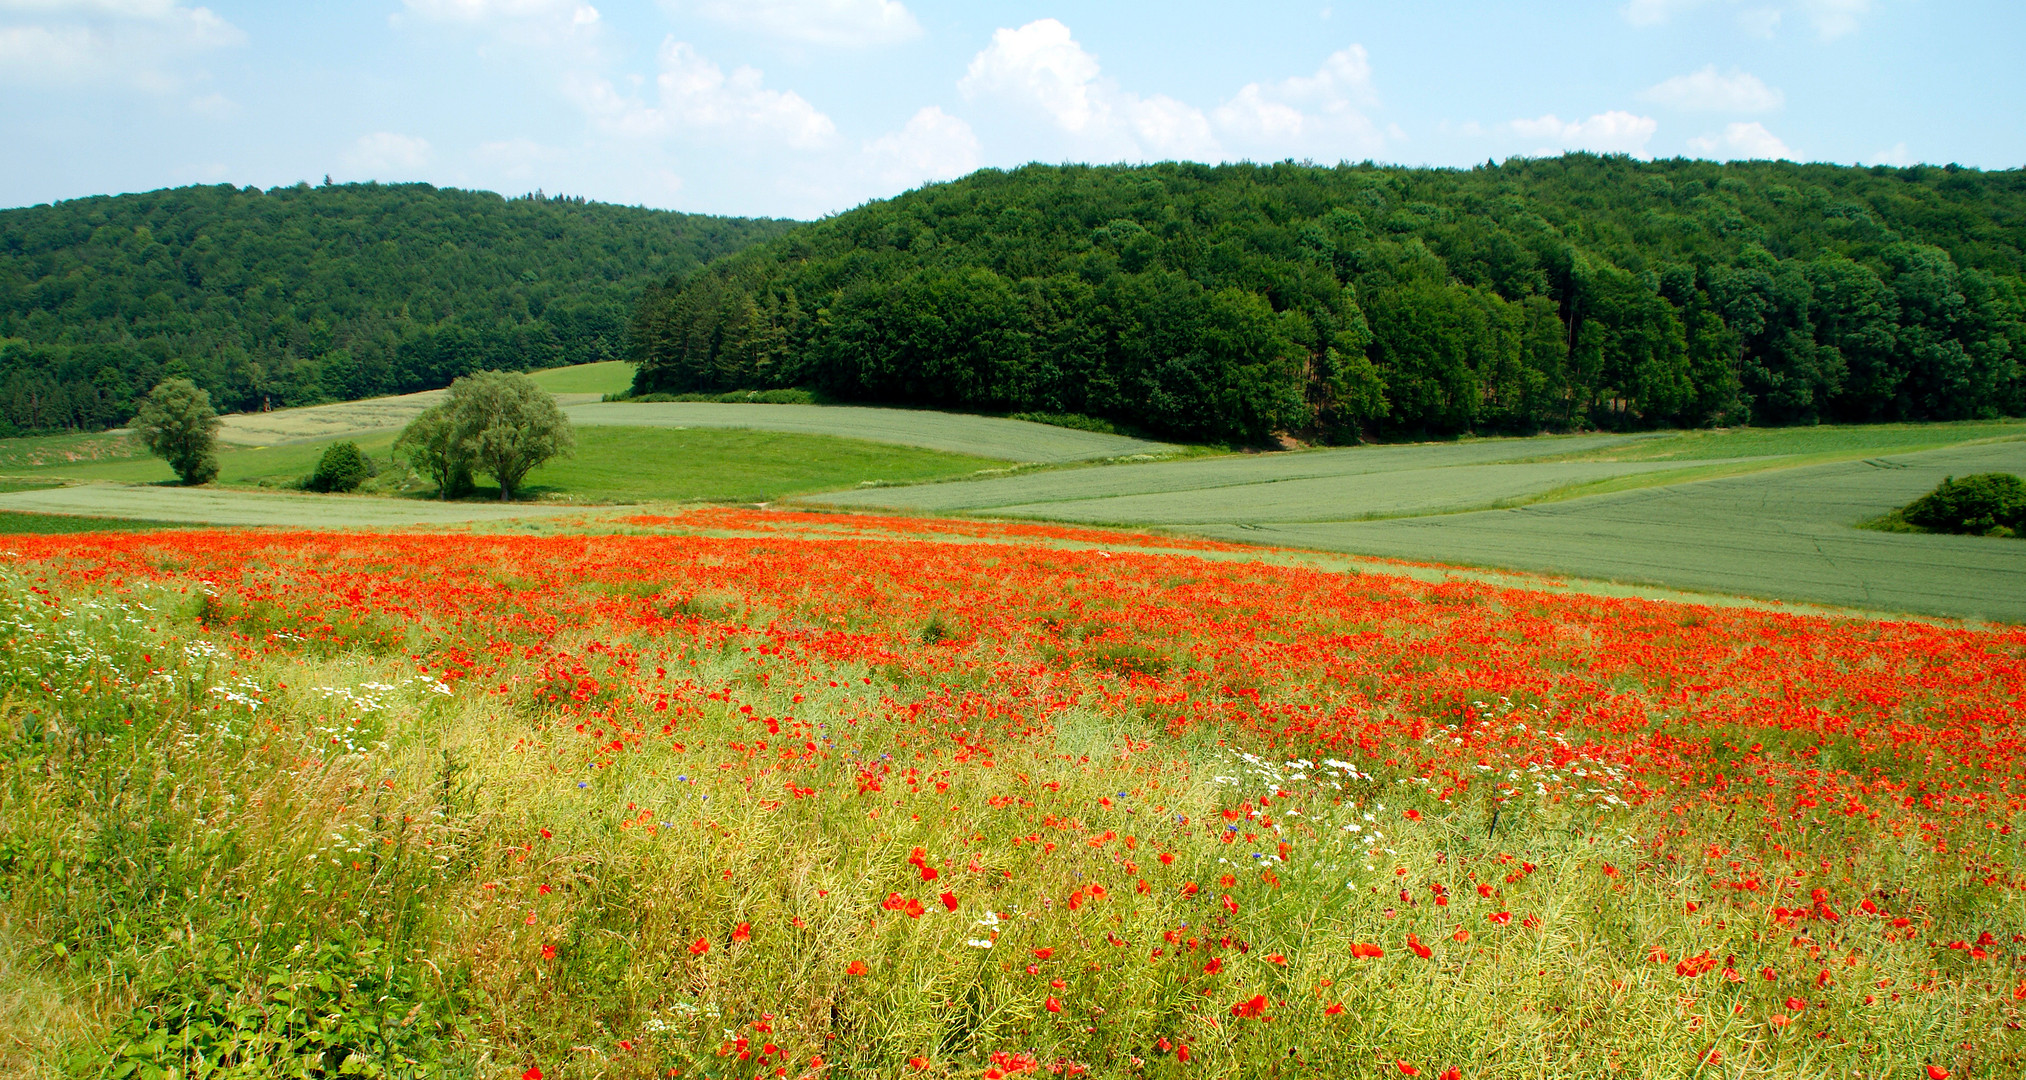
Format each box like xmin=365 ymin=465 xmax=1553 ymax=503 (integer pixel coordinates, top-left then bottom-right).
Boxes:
xmin=1 ymin=510 xmax=2022 ymax=1079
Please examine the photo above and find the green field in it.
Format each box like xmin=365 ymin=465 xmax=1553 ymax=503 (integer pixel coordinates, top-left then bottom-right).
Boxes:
xmin=0 ymin=431 xmax=404 ymax=488
xmin=567 ymin=402 xmax=1174 ymax=462
xmin=0 ymin=431 xmax=147 ymax=470
xmin=0 ymin=423 xmax=1010 ymax=526
xmin=514 ymin=426 xmax=1006 ymax=503
xmin=1200 ymin=439 xmax=2026 ymax=623
xmin=527 ymin=360 xmax=636 ymax=396
xmin=0 ymin=485 xmax=589 ymax=528
xmin=816 ymin=422 xmax=2026 ymax=622
xmin=0 ymin=510 xmax=189 ymax=534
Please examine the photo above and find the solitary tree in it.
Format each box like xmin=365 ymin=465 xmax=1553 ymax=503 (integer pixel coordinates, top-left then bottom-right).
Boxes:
xmin=451 ymin=371 xmax=573 ymax=500
xmin=132 ymin=378 xmax=221 ymax=485
xmin=308 ymin=440 xmax=371 ymax=493
xmin=392 ymin=402 xmax=474 ymax=499
xmin=394 ymin=371 xmax=572 ymax=501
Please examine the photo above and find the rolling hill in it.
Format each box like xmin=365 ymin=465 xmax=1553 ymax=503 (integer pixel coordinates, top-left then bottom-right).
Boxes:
xmin=0 ymin=182 xmax=795 ymax=435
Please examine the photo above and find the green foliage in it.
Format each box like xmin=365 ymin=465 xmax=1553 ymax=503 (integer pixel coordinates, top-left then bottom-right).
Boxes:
xmin=85 ymin=930 xmax=449 ymax=1079
xmin=519 ymin=425 xmax=1003 ymax=503
xmin=131 ymin=377 xmax=220 ymax=484
xmin=1007 ymin=411 xmax=1122 ymax=434
xmin=307 ymin=440 xmax=371 ymax=493
xmin=441 ymin=371 xmax=573 ymax=501
xmin=620 ymin=387 xmax=822 ymax=404
xmin=391 ymin=405 xmax=473 ymax=500
xmin=631 ymin=157 xmax=2026 ymax=442
xmin=1900 ymin=472 xmax=2026 ymax=535
xmin=0 ymin=183 xmax=793 ymax=434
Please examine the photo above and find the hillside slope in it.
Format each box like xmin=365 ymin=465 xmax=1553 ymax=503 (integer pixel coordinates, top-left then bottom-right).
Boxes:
xmin=630 ymin=156 xmax=2025 ymax=442
xmin=0 ymin=183 xmax=795 ymax=434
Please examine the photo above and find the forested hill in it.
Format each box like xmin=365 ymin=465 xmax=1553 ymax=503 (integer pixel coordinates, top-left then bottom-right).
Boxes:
xmin=630 ymin=156 xmax=2025 ymax=443
xmin=0 ymin=182 xmax=793 ymax=434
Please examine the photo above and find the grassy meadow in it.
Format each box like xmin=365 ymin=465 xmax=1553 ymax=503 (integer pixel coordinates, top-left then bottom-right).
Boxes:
xmin=0 ymin=513 xmax=2020 ymax=1080
xmin=820 ymin=422 xmax=2026 ymax=622
xmin=527 ymin=361 xmax=638 ymax=397
xmin=0 ymin=425 xmax=1009 ymax=509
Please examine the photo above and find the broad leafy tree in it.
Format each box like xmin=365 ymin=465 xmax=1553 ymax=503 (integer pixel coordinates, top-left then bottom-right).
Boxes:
xmin=131 ymin=377 xmax=221 ymax=485
xmin=630 ymin=158 xmax=2025 ymax=442
xmin=447 ymin=371 xmax=573 ymax=501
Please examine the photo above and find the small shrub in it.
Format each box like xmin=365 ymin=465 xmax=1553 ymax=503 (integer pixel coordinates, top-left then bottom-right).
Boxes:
xmin=1009 ymin=411 xmax=1122 ymax=435
xmin=615 ymin=388 xmax=821 ymax=405
xmin=308 ymin=441 xmax=370 ymax=493
xmin=1900 ymin=473 xmax=2026 ymax=536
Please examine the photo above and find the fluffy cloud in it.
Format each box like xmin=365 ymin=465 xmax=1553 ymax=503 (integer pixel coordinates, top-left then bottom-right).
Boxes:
xmin=1642 ymin=66 xmax=1782 ymax=112
xmin=1622 ymin=0 xmax=1874 ymax=39
xmin=685 ymin=0 xmax=922 ymax=47
xmin=1688 ymin=121 xmax=1794 ymax=159
xmin=863 ymin=106 xmax=979 ymax=188
xmin=0 ymin=0 xmax=241 ymax=89
xmin=1511 ymin=111 xmax=1659 ymax=157
xmin=400 ymin=0 xmax=599 ymax=25
xmin=1866 ymin=142 xmax=1912 ymax=167
xmin=1213 ymin=46 xmax=1386 ymax=158
xmin=344 ymin=132 xmax=433 ymax=174
xmin=572 ymin=38 xmax=836 ymax=148
xmin=958 ymin=19 xmax=1218 ymax=160
xmin=960 ymin=19 xmax=1390 ymax=163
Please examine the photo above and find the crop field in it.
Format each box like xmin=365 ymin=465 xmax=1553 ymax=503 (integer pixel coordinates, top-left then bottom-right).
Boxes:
xmin=821 ymin=424 xmax=2026 ymax=622
xmin=569 ymin=402 xmax=1174 ymax=463
xmin=0 ymin=484 xmax=589 ymax=528
xmin=0 ymin=510 xmax=188 ymax=534
xmin=0 ymin=423 xmax=1005 ymax=520
xmin=517 ymin=427 xmax=1009 ymax=504
xmin=1194 ymin=438 xmax=2026 ymax=624
xmin=0 ymin=510 xmax=2020 ymax=1080
xmin=529 ymin=361 xmax=638 ymax=397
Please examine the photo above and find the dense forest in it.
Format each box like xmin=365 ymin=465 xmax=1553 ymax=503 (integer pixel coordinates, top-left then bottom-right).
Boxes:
xmin=0 ymin=182 xmax=791 ymax=435
xmin=630 ymin=156 xmax=2026 ymax=442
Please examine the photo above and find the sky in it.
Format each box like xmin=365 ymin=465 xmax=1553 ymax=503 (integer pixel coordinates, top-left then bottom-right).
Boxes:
xmin=1 ymin=0 xmax=2020 ymax=220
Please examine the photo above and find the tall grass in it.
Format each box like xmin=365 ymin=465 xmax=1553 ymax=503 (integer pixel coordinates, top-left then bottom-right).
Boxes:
xmin=0 ymin=534 xmax=2018 ymax=1079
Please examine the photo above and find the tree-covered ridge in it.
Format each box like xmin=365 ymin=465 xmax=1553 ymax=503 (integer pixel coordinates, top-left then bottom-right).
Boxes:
xmin=0 ymin=182 xmax=794 ymax=434
xmin=630 ymin=156 xmax=2026 ymax=442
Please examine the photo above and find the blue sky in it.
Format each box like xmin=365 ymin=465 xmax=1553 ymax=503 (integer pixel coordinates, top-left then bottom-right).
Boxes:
xmin=1 ymin=1 xmax=2019 ymax=219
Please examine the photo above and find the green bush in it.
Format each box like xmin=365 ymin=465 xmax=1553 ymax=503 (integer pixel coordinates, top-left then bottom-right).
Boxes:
xmin=132 ymin=378 xmax=221 ymax=485
xmin=1009 ymin=411 xmax=1122 ymax=435
xmin=1900 ymin=473 xmax=2026 ymax=536
xmin=307 ymin=440 xmax=370 ymax=493
xmin=616 ymin=388 xmax=821 ymax=405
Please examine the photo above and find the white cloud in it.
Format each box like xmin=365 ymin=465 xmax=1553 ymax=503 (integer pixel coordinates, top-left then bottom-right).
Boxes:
xmin=959 ymin=19 xmax=1219 ymax=160
xmin=1213 ymin=46 xmax=1386 ymax=158
xmin=1642 ymin=66 xmax=1782 ymax=112
xmin=572 ymin=38 xmax=836 ymax=148
xmin=684 ymin=0 xmax=922 ymax=47
xmin=400 ymin=0 xmax=599 ymax=25
xmin=1796 ymin=0 xmax=1870 ymax=37
xmin=1515 ymin=110 xmax=1653 ymax=156
xmin=1511 ymin=111 xmax=1658 ymax=157
xmin=1687 ymin=120 xmax=1794 ymax=159
xmin=0 ymin=0 xmax=240 ymax=89
xmin=1623 ymin=0 xmax=1872 ymax=37
xmin=344 ymin=132 xmax=433 ymax=173
xmin=960 ymin=19 xmax=1105 ymax=134
xmin=863 ymin=106 xmax=979 ymax=188
xmin=1737 ymin=7 xmax=1782 ymax=36
xmin=1866 ymin=142 xmax=1912 ymax=167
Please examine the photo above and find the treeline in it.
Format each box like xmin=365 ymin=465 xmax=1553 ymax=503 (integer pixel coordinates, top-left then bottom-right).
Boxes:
xmin=0 ymin=182 xmax=792 ymax=435
xmin=629 ymin=157 xmax=2025 ymax=442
